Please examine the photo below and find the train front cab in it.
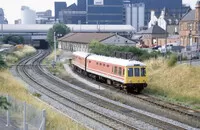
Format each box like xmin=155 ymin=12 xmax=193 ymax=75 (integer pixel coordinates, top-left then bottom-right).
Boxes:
xmin=124 ymin=65 xmax=147 ymax=93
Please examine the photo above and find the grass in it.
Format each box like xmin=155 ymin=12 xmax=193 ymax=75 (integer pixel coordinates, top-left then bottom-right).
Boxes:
xmin=5 ymin=45 xmax=36 ymax=66
xmin=0 ymin=46 xmax=88 ymax=130
xmin=0 ymin=70 xmax=88 ymax=130
xmin=145 ymin=58 xmax=200 ymax=110
xmin=43 ymin=50 xmax=68 ymax=76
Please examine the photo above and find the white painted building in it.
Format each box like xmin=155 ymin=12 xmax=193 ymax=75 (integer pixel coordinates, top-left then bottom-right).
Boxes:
xmin=148 ymin=10 xmax=158 ymax=28
xmin=148 ymin=9 xmax=179 ymax=35
xmin=125 ymin=3 xmax=145 ymax=32
xmin=157 ymin=10 xmax=167 ymax=30
xmin=21 ymin=6 xmax=36 ymax=24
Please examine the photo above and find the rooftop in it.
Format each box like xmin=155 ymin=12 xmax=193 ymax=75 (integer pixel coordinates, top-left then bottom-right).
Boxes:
xmin=180 ymin=10 xmax=195 ymax=22
xmin=140 ymin=25 xmax=168 ymax=34
xmin=58 ymin=33 xmax=115 ymax=44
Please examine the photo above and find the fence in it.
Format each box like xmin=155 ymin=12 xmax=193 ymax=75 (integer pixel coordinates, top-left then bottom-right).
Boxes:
xmin=0 ymin=95 xmax=46 ymax=130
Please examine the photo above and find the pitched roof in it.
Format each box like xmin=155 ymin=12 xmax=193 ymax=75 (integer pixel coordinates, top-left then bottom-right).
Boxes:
xmin=58 ymin=33 xmax=115 ymax=44
xmin=142 ymin=25 xmax=168 ymax=34
xmin=181 ymin=10 xmax=195 ymax=21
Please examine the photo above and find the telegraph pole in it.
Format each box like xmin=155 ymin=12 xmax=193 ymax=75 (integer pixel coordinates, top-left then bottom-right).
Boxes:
xmin=54 ymin=32 xmax=57 ymax=62
xmin=198 ymin=21 xmax=199 ymax=58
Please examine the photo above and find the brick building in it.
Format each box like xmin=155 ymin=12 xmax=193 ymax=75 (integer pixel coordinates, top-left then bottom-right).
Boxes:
xmin=58 ymin=33 xmax=136 ymax=52
xmin=179 ymin=0 xmax=200 ymax=47
xmin=138 ymin=24 xmax=168 ymax=47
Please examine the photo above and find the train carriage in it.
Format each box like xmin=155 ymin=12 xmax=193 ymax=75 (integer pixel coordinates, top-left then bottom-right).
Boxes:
xmin=72 ymin=51 xmax=147 ymax=93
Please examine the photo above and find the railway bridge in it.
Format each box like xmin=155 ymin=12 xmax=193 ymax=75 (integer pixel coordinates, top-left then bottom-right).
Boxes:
xmin=1 ymin=24 xmax=135 ymax=49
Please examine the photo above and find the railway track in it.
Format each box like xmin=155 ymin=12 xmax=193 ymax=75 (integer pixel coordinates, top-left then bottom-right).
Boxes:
xmin=72 ymin=62 xmax=200 ymax=128
xmin=15 ymin=50 xmax=140 ymax=130
xmin=14 ymin=50 xmax=199 ymax=130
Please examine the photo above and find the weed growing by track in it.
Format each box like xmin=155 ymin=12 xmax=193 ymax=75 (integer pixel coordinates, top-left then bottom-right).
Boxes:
xmin=0 ymin=70 xmax=88 ymax=130
xmin=43 ymin=50 xmax=68 ymax=77
xmin=0 ymin=46 xmax=88 ymax=130
xmin=6 ymin=45 xmax=36 ymax=65
xmin=145 ymin=58 xmax=200 ymax=110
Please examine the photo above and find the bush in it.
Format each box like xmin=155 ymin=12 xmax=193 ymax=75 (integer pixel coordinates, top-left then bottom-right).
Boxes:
xmin=89 ymin=41 xmax=162 ymax=61
xmin=167 ymin=54 xmax=177 ymax=67
xmin=0 ymin=55 xmax=7 ymax=70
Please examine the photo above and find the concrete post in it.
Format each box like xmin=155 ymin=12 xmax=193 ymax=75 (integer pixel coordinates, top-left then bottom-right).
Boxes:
xmin=42 ymin=109 xmax=46 ymax=130
xmin=23 ymin=102 xmax=28 ymax=130
xmin=6 ymin=95 xmax=10 ymax=127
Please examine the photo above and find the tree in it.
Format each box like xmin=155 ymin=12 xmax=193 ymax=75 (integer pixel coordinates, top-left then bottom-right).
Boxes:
xmin=47 ymin=23 xmax=70 ymax=48
xmin=2 ymin=35 xmax=24 ymax=44
xmin=0 ymin=96 xmax=11 ymax=110
xmin=0 ymin=54 xmax=7 ymax=70
xmin=89 ymin=41 xmax=162 ymax=61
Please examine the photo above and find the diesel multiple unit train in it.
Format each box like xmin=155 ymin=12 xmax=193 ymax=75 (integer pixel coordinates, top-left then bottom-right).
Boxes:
xmin=71 ymin=51 xmax=147 ymax=93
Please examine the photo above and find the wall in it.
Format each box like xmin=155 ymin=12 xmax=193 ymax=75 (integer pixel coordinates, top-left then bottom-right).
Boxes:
xmin=59 ymin=41 xmax=88 ymax=52
xmin=101 ymin=35 xmax=136 ymax=46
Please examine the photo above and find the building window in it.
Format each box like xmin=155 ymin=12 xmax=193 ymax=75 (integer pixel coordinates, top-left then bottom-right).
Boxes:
xmin=103 ymin=64 xmax=105 ymax=66
xmin=100 ymin=63 xmax=102 ymax=66
xmin=107 ymin=65 xmax=109 ymax=67
xmin=96 ymin=62 xmax=98 ymax=65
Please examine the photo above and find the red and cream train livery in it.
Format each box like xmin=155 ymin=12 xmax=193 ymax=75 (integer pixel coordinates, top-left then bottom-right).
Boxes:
xmin=72 ymin=51 xmax=147 ymax=93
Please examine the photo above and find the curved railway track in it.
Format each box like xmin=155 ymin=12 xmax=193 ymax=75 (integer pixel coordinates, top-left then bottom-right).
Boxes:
xmin=15 ymin=50 xmax=140 ymax=130
xmin=14 ymin=50 xmax=199 ymax=130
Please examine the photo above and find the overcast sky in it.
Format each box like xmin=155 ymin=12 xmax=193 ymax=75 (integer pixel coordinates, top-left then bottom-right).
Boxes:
xmin=0 ymin=0 xmax=196 ymax=24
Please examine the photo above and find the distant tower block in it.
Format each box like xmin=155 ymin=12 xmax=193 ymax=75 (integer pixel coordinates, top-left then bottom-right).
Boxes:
xmin=21 ymin=6 xmax=36 ymax=24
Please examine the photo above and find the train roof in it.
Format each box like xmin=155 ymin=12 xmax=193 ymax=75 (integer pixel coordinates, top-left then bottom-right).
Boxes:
xmin=73 ymin=51 xmax=146 ymax=67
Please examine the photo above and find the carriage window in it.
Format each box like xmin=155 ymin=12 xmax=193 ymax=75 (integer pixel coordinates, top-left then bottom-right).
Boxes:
xmin=134 ymin=68 xmax=140 ymax=77
xmin=114 ymin=66 xmax=117 ymax=74
xmin=118 ymin=67 xmax=122 ymax=76
xmin=123 ymin=68 xmax=125 ymax=76
xmin=128 ymin=68 xmax=133 ymax=77
xmin=141 ymin=68 xmax=146 ymax=77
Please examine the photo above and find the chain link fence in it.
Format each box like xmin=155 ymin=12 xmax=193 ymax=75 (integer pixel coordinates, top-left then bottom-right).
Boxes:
xmin=0 ymin=95 xmax=46 ymax=130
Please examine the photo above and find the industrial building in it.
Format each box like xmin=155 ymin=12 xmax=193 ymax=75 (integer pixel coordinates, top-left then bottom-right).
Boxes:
xmin=59 ymin=3 xmax=86 ymax=24
xmin=124 ymin=0 xmax=189 ymax=25
xmin=87 ymin=0 xmax=124 ymax=24
xmin=36 ymin=10 xmax=55 ymax=24
xmin=55 ymin=0 xmax=188 ymax=28
xmin=124 ymin=3 xmax=145 ymax=32
xmin=0 ymin=8 xmax=8 ymax=24
xmin=54 ymin=2 xmax=67 ymax=21
xmin=21 ymin=6 xmax=36 ymax=24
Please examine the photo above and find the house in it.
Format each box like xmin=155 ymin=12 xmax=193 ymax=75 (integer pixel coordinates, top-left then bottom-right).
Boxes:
xmin=167 ymin=35 xmax=180 ymax=45
xmin=137 ymin=24 xmax=168 ymax=47
xmin=58 ymin=33 xmax=136 ymax=52
xmin=179 ymin=0 xmax=200 ymax=47
xmin=148 ymin=9 xmax=179 ymax=35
